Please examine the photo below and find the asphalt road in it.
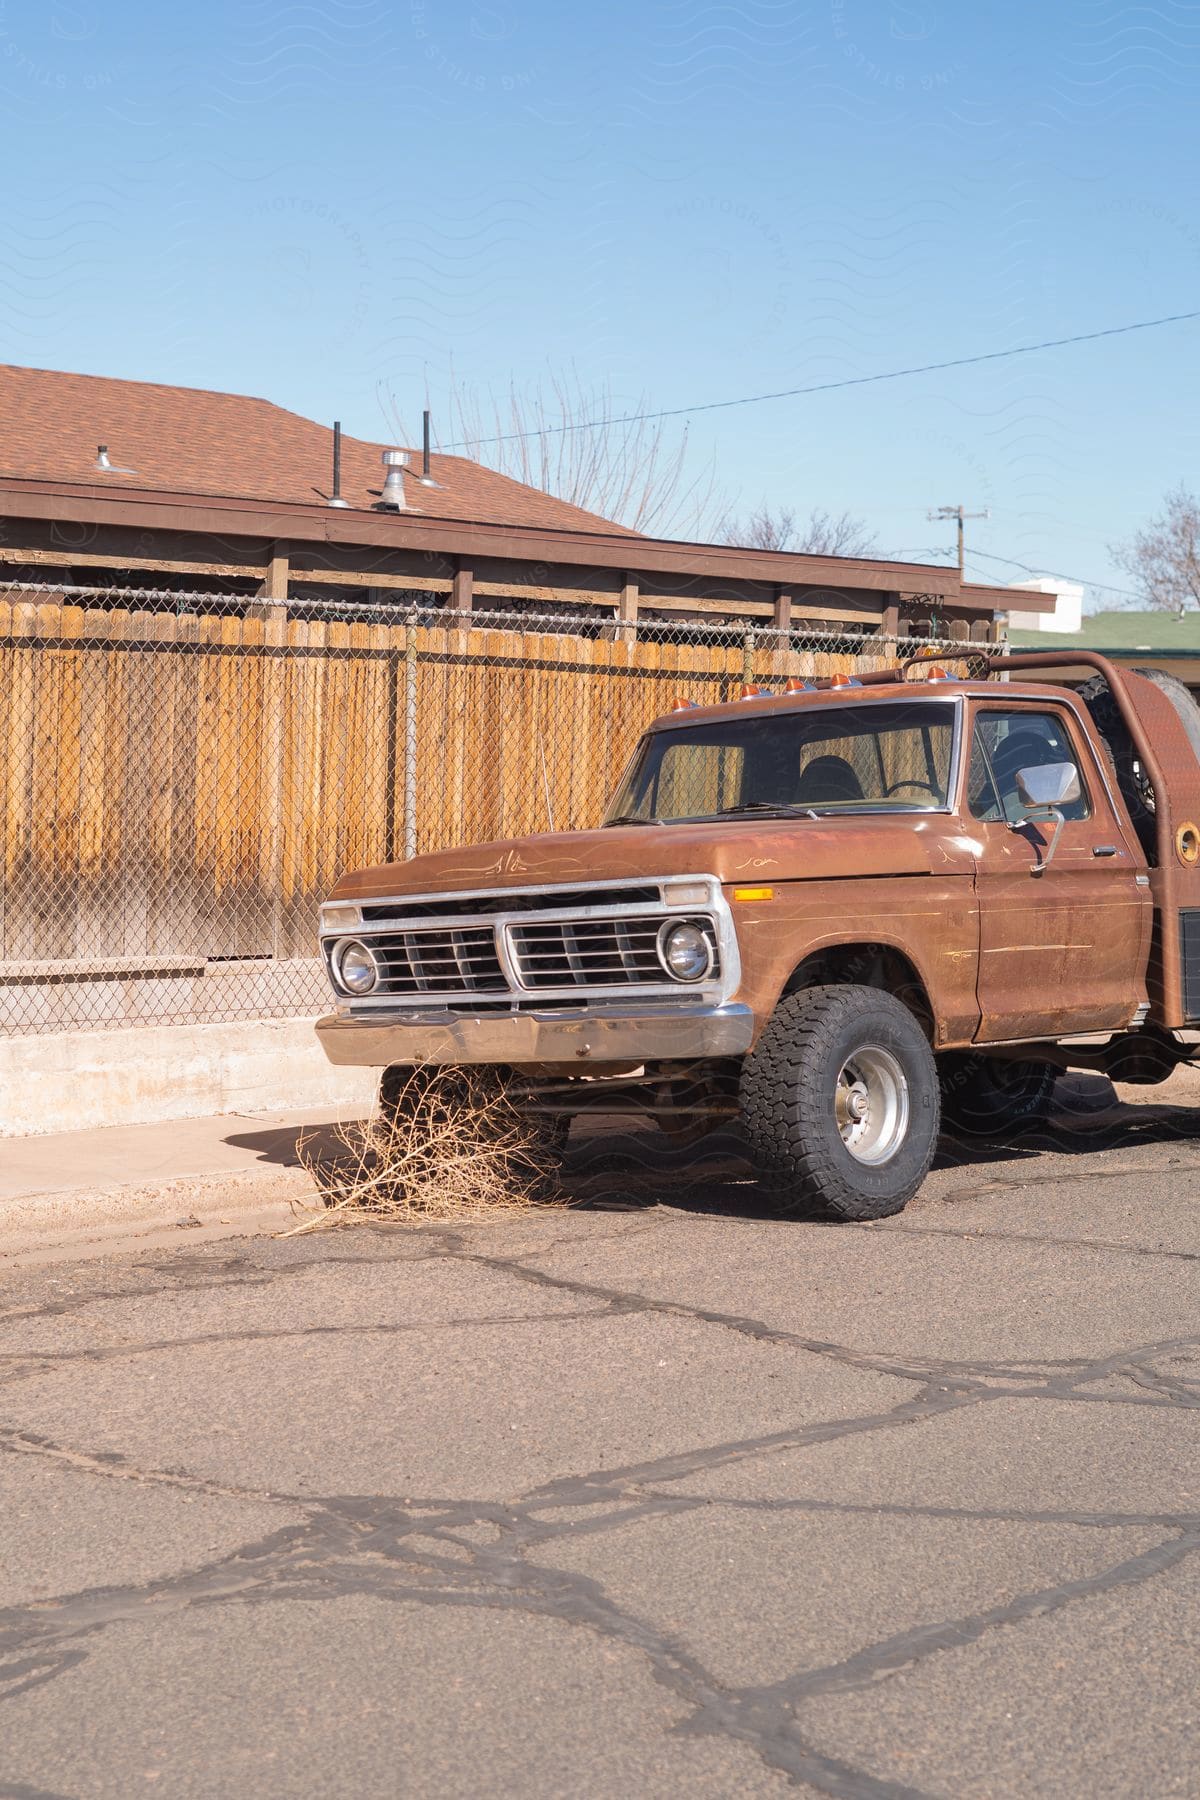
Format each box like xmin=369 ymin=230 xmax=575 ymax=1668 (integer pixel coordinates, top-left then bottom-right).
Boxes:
xmin=1 ymin=1084 xmax=1198 ymax=1799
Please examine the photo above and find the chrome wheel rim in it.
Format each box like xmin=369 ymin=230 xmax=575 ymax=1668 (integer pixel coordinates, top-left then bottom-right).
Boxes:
xmin=835 ymin=1046 xmax=909 ymax=1165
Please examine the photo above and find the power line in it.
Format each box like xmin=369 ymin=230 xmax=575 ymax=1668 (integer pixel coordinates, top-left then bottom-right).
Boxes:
xmin=962 ymin=546 xmax=1144 ymax=602
xmin=904 ymin=542 xmax=1144 ymax=601
xmin=443 ymin=308 xmax=1200 ymax=451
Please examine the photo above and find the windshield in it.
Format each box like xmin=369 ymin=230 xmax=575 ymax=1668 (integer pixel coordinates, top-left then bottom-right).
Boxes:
xmin=604 ymin=700 xmax=958 ymax=825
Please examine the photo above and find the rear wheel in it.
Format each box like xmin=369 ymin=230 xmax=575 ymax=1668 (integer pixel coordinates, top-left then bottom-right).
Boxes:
xmin=739 ymin=985 xmax=940 ymax=1221
xmin=938 ymin=1053 xmax=1057 ymax=1139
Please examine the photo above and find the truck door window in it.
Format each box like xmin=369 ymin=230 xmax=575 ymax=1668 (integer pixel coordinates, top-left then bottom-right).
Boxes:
xmin=969 ymin=710 xmax=1090 ymax=824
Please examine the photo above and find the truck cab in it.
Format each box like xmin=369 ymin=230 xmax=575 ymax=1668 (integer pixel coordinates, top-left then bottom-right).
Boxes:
xmin=316 ymin=653 xmax=1200 ymax=1220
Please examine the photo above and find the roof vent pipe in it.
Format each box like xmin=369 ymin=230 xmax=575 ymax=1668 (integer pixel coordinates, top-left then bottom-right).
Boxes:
xmin=94 ymin=443 xmax=136 ymax=474
xmin=328 ymin=420 xmax=351 ymax=508
xmin=376 ymin=449 xmax=411 ymax=510
xmin=418 ymin=409 xmax=441 ymax=488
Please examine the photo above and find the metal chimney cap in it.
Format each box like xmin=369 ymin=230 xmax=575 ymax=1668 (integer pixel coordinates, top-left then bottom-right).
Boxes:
xmin=94 ymin=443 xmax=136 ymax=474
xmin=381 ymin=449 xmax=410 ymax=469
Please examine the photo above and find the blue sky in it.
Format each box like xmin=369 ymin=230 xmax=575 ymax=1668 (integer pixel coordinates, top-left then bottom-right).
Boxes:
xmin=1 ymin=0 xmax=1197 ymax=602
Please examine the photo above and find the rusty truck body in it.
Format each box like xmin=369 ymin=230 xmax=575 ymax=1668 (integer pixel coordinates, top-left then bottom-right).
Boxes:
xmin=315 ymin=653 xmax=1200 ymax=1219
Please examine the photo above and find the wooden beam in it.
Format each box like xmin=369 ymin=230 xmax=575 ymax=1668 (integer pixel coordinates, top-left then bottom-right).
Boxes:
xmin=450 ymin=561 xmax=474 ymax=613
xmin=472 ymin=580 xmax=616 ymax=605
xmin=773 ymin=586 xmax=792 ymax=632
xmin=0 ymin=546 xmax=263 ymax=583
xmin=289 ymin=566 xmax=451 ymax=593
xmin=882 ymin=593 xmax=900 ymax=639
xmin=0 ymin=478 xmax=979 ymax=598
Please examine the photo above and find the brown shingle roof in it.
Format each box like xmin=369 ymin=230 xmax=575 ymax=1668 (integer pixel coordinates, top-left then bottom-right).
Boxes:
xmin=0 ymin=363 xmax=640 ymax=537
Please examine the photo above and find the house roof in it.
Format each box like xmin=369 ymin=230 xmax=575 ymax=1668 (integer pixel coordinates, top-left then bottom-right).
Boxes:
xmin=0 ymin=362 xmax=1044 ymax=617
xmin=0 ymin=362 xmax=639 ymax=537
xmin=1008 ymin=610 xmax=1200 ymax=654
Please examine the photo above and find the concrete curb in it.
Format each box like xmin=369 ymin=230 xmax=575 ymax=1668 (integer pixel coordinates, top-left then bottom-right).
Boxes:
xmin=0 ymin=1166 xmax=322 ymax=1269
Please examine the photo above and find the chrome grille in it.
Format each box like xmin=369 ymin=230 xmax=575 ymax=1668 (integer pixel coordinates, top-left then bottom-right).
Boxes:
xmin=509 ymin=918 xmax=699 ymax=989
xmin=322 ymin=875 xmax=733 ymax=1009
xmin=369 ymin=927 xmax=506 ymax=996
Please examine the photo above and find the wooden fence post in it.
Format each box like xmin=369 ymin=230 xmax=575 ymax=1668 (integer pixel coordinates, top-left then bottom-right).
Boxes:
xmin=450 ymin=561 xmax=473 ymax=614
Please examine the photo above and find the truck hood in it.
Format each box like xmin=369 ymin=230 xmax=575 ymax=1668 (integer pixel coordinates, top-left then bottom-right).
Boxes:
xmin=331 ymin=816 xmax=961 ymax=902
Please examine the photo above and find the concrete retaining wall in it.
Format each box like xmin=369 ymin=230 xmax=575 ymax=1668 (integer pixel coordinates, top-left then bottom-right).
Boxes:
xmin=0 ymin=1018 xmax=377 ymax=1137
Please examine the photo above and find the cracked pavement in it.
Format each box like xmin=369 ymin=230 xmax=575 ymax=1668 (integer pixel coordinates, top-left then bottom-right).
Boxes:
xmin=1 ymin=1103 xmax=1198 ymax=1798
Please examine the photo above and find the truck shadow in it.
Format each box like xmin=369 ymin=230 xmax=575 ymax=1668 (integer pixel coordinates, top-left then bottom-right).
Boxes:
xmin=222 ymin=1075 xmax=1200 ymax=1224
xmin=563 ymin=1076 xmax=1200 ymax=1220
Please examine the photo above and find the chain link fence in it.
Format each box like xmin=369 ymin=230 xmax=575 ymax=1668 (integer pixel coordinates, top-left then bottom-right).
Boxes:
xmin=0 ymin=581 xmax=970 ymax=1036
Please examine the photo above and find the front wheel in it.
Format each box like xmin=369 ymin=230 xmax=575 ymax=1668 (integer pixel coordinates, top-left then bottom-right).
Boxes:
xmin=739 ymin=985 xmax=940 ymax=1221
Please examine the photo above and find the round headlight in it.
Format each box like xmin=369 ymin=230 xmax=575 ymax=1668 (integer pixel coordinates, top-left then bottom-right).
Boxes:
xmin=336 ymin=940 xmax=379 ymax=995
xmin=657 ymin=920 xmax=714 ymax=983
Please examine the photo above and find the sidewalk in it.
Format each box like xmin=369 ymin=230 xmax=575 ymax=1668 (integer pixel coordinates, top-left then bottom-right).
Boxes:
xmin=0 ymin=1103 xmax=368 ymax=1267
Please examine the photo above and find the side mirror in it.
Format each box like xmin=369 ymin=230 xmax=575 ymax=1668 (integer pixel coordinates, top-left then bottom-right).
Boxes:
xmin=1015 ymin=762 xmax=1081 ymax=811
xmin=1011 ymin=761 xmax=1081 ymax=874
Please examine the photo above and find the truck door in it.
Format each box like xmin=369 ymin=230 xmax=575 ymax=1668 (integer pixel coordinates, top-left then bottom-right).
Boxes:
xmin=967 ymin=702 xmax=1152 ymax=1042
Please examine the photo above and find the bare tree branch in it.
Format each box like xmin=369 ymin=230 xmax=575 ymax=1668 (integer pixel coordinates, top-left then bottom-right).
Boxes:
xmin=721 ymin=504 xmax=879 ymax=558
xmin=389 ymin=368 xmax=728 ymax=540
xmin=1111 ymin=485 xmax=1200 ymax=613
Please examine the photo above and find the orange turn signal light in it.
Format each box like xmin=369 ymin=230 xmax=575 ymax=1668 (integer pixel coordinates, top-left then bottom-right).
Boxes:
xmin=732 ymin=886 xmax=775 ymax=902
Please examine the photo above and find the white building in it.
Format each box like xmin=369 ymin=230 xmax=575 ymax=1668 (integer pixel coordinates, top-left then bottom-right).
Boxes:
xmin=1006 ymin=576 xmax=1084 ymax=635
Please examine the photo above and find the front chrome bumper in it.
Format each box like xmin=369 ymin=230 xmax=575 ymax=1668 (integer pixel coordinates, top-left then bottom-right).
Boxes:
xmin=315 ymin=1001 xmax=756 ymax=1068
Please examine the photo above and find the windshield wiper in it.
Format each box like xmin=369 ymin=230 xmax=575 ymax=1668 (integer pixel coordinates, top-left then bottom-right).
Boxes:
xmin=603 ymin=814 xmax=664 ymax=827
xmin=714 ymin=802 xmax=823 ymax=821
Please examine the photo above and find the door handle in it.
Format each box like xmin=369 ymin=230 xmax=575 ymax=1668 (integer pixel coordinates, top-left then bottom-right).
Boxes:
xmin=1092 ymin=845 xmax=1118 ymax=858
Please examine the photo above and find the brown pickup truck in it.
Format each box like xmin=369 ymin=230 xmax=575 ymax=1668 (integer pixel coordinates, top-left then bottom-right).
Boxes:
xmin=316 ymin=651 xmax=1200 ymax=1221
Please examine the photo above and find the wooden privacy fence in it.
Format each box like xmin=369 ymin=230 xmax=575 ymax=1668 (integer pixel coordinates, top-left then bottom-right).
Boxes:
xmin=0 ymin=590 xmax=942 ymax=1034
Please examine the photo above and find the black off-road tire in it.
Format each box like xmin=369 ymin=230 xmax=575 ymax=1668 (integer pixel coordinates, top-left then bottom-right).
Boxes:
xmin=739 ymin=985 xmax=940 ymax=1222
xmin=1076 ymin=666 xmax=1200 ymax=860
xmin=938 ymin=1053 xmax=1057 ymax=1139
xmin=1134 ymin=666 xmax=1200 ymax=764
xmin=1077 ymin=673 xmax=1154 ymax=855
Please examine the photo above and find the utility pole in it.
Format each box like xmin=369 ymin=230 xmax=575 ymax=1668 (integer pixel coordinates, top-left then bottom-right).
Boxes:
xmin=927 ymin=504 xmax=990 ymax=578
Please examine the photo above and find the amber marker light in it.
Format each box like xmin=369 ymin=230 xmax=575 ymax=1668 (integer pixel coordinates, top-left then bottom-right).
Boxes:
xmin=785 ymin=678 xmax=815 ymax=693
xmin=671 ymin=696 xmax=699 ymax=711
xmin=732 ymin=886 xmax=774 ymax=902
